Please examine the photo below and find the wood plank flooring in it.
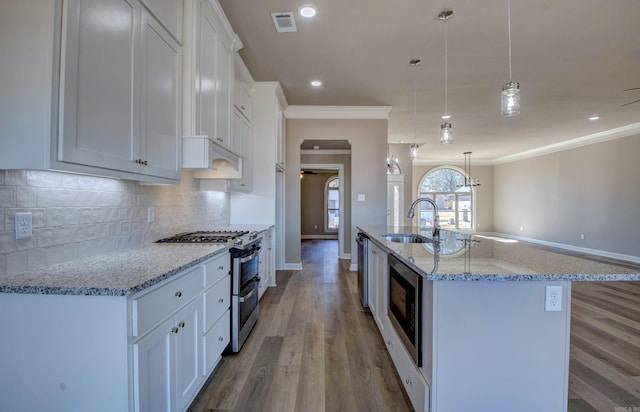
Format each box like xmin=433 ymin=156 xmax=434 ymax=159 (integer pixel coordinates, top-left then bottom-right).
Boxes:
xmin=188 ymin=240 xmax=411 ymax=412
xmin=189 ymin=240 xmax=640 ymax=412
xmin=568 ymin=281 xmax=640 ymax=412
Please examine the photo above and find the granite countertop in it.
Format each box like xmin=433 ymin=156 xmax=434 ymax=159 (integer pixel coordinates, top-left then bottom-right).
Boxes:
xmin=0 ymin=224 xmax=274 ymax=296
xmin=358 ymin=225 xmax=640 ymax=282
xmin=0 ymin=244 xmax=228 ymax=296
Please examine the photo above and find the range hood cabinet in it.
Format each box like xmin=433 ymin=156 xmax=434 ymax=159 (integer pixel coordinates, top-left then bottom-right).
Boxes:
xmin=183 ymin=136 xmax=243 ymax=179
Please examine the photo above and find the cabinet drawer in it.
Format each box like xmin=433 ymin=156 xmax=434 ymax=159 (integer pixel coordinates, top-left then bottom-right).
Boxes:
xmin=205 ymin=254 xmax=230 ymax=289
xmin=388 ymin=333 xmax=429 ymax=412
xmin=133 ymin=267 xmax=202 ymax=337
xmin=204 ymin=275 xmax=231 ymax=332
xmin=203 ymin=310 xmax=230 ymax=374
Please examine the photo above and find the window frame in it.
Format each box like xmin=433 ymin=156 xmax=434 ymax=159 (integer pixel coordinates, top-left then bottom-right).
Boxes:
xmin=416 ymin=166 xmax=476 ymax=231
xmin=324 ymin=175 xmax=340 ymax=232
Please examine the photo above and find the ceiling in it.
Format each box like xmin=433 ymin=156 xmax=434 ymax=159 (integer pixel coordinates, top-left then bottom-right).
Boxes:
xmin=219 ymin=0 xmax=640 ymax=163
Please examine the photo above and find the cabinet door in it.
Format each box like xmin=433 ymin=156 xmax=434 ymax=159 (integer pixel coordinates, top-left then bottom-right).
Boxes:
xmin=275 ymin=100 xmax=285 ymax=167
xmin=175 ymin=297 xmax=202 ymax=412
xmin=139 ymin=9 xmax=181 ymax=180
xmin=195 ymin=0 xmax=218 ymax=141
xmin=59 ymin=0 xmax=139 ymax=173
xmin=133 ymin=316 xmax=174 ymax=412
xmin=215 ymin=37 xmax=233 ymax=149
xmin=228 ymin=110 xmax=252 ymax=192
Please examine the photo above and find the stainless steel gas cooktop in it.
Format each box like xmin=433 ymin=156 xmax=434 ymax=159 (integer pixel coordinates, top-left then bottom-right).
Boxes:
xmin=155 ymin=230 xmax=249 ymax=244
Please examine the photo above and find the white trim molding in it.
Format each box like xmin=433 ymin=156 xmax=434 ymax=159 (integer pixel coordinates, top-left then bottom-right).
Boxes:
xmin=284 ymin=263 xmax=303 ymax=271
xmin=493 ymin=122 xmax=640 ymax=165
xmin=285 ymin=105 xmax=392 ymax=119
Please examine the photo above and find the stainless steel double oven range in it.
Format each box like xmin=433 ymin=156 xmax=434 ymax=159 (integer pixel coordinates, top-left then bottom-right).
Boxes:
xmin=156 ymin=230 xmax=262 ymax=352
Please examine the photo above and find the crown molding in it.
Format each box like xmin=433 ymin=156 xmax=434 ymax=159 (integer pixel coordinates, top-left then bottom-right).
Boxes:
xmin=492 ymin=122 xmax=640 ymax=165
xmin=285 ymin=105 xmax=392 ymax=119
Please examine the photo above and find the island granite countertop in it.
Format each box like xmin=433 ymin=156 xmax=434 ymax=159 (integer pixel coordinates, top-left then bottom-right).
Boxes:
xmin=0 ymin=224 xmax=274 ymax=296
xmin=358 ymin=225 xmax=640 ymax=282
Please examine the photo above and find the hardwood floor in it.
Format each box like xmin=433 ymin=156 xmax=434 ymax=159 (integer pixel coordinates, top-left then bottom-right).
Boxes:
xmin=568 ymin=281 xmax=640 ymax=412
xmin=189 ymin=240 xmax=412 ymax=412
xmin=189 ymin=240 xmax=640 ymax=412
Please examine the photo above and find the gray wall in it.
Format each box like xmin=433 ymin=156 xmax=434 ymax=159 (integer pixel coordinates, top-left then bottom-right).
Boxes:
xmin=494 ymin=134 xmax=640 ymax=257
xmin=300 ymin=171 xmax=339 ymax=238
xmin=388 ymin=143 xmax=414 ymax=227
xmin=412 ymin=164 xmax=494 ymax=232
xmin=286 ymin=119 xmax=388 ymax=266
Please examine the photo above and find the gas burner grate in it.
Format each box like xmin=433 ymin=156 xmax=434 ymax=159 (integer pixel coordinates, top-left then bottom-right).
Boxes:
xmin=156 ymin=230 xmax=249 ymax=244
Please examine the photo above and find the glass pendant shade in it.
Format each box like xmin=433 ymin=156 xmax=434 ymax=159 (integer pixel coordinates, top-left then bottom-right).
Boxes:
xmin=501 ymin=81 xmax=520 ymax=117
xmin=440 ymin=122 xmax=453 ymax=144
xmin=409 ymin=144 xmax=419 ymax=159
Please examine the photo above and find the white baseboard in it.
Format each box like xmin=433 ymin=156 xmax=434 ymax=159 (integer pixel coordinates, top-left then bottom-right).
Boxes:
xmin=341 ymin=253 xmax=351 ymax=260
xmin=490 ymin=232 xmax=640 ymax=264
xmin=301 ymin=235 xmax=338 ymax=239
xmin=284 ymin=263 xmax=303 ymax=271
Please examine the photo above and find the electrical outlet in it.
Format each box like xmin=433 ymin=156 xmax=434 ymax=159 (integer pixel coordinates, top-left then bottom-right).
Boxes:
xmin=15 ymin=212 xmax=32 ymax=240
xmin=147 ymin=207 xmax=154 ymax=223
xmin=545 ymin=285 xmax=562 ymax=311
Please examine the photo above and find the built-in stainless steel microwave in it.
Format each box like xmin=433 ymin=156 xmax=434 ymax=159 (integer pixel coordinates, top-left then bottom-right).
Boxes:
xmin=388 ymin=254 xmax=422 ymax=366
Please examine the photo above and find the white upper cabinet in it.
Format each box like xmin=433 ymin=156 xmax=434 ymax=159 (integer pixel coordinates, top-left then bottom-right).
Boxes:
xmin=140 ymin=0 xmax=183 ymax=43
xmin=0 ymin=0 xmax=182 ymax=184
xmin=234 ymin=56 xmax=253 ymax=122
xmin=183 ymin=0 xmax=241 ymax=151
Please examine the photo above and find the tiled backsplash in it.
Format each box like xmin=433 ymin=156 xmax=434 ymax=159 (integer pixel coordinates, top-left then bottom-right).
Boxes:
xmin=0 ymin=170 xmax=229 ymax=277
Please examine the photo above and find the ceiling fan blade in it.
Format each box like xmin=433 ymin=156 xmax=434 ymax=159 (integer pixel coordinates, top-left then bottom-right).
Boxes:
xmin=621 ymin=98 xmax=640 ymax=107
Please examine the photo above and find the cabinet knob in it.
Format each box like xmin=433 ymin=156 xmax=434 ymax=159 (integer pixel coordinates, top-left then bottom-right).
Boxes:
xmin=143 ymin=160 xmax=148 ymax=166
xmin=372 ymin=250 xmax=377 ymax=254
xmin=218 ymin=265 xmax=224 ymax=270
xmin=240 ymin=184 xmax=246 ymax=187
xmin=218 ymin=336 xmax=224 ymax=342
xmin=218 ymin=298 xmax=224 ymax=303
xmin=178 ymin=321 xmax=185 ymax=328
xmin=240 ymin=105 xmax=246 ymax=110
xmin=405 ymin=378 xmax=413 ymax=386
xmin=387 ymin=340 xmax=392 ymax=347
xmin=216 ymin=137 xmax=223 ymax=142
xmin=171 ymin=327 xmax=179 ymax=334
xmin=175 ymin=291 xmax=182 ymax=297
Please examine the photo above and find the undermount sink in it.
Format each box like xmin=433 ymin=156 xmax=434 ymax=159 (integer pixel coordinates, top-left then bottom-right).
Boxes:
xmin=380 ymin=233 xmax=432 ymax=243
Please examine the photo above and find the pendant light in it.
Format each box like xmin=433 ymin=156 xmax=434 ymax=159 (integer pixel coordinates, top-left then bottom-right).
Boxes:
xmin=439 ymin=10 xmax=453 ymax=144
xmin=409 ymin=59 xmax=421 ymax=159
xmin=457 ymin=151 xmax=481 ymax=187
xmin=501 ymin=0 xmax=520 ymax=116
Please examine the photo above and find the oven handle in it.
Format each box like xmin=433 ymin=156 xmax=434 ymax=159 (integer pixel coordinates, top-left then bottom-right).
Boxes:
xmin=238 ymin=286 xmax=258 ymax=303
xmin=235 ymin=248 xmax=260 ymax=264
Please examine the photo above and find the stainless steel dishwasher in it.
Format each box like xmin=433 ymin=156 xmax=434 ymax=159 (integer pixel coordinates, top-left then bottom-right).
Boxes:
xmin=356 ymin=232 xmax=369 ymax=307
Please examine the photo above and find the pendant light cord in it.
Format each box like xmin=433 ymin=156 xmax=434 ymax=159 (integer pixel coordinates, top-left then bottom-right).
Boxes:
xmin=444 ymin=15 xmax=448 ymax=116
xmin=508 ymin=0 xmax=513 ymax=82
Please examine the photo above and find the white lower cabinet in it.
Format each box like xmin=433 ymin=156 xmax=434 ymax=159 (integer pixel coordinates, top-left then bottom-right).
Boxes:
xmin=372 ymin=242 xmax=430 ymax=412
xmin=133 ymin=296 xmax=201 ymax=412
xmin=131 ymin=252 xmax=231 ymax=412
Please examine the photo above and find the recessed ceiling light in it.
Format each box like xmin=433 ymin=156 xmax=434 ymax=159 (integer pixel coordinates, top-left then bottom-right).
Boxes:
xmin=588 ymin=115 xmax=600 ymax=121
xmin=299 ymin=5 xmax=317 ymax=18
xmin=310 ymin=80 xmax=322 ymax=87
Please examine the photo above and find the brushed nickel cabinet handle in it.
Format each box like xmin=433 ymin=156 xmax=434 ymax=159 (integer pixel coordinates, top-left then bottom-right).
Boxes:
xmin=218 ymin=265 xmax=224 ymax=270
xmin=178 ymin=321 xmax=185 ymax=328
xmin=218 ymin=336 xmax=224 ymax=342
xmin=218 ymin=298 xmax=224 ymax=303
xmin=171 ymin=327 xmax=179 ymax=334
xmin=175 ymin=291 xmax=182 ymax=297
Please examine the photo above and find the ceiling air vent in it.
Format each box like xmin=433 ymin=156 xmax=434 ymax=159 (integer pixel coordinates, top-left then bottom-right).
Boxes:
xmin=271 ymin=12 xmax=297 ymax=32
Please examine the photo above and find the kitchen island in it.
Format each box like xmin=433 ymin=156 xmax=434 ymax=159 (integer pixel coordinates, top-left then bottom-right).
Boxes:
xmin=357 ymin=225 xmax=640 ymax=412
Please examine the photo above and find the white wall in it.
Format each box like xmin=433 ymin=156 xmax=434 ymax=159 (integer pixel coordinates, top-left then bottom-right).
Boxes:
xmin=493 ymin=134 xmax=640 ymax=258
xmin=0 ymin=169 xmax=229 ymax=276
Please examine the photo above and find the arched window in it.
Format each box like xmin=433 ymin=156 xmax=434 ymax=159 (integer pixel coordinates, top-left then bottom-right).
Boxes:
xmin=417 ymin=167 xmax=474 ymax=230
xmin=325 ymin=177 xmax=339 ymax=231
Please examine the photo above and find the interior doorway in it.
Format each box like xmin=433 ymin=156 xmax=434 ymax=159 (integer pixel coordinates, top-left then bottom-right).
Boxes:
xmin=300 ymin=164 xmax=345 ymax=258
